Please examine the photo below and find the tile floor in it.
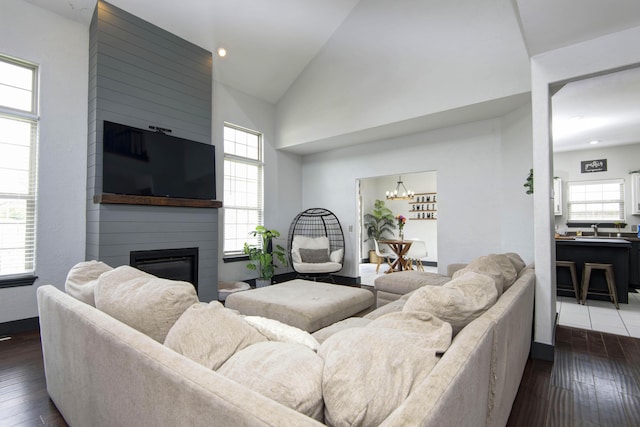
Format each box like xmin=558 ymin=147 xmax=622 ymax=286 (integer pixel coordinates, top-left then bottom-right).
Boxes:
xmin=557 ymin=292 xmax=640 ymax=338
xmin=360 ymin=262 xmax=640 ymax=338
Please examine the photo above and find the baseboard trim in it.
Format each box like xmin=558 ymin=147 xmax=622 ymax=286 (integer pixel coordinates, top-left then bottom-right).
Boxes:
xmin=531 ymin=341 xmax=555 ymax=361
xmin=0 ymin=317 xmax=40 ymax=336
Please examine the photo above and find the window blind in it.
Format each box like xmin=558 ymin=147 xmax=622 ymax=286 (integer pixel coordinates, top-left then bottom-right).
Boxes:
xmin=566 ymin=179 xmax=624 ymax=222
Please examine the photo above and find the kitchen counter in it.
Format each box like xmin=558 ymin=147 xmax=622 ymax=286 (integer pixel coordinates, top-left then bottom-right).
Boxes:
xmin=556 ymin=238 xmax=631 ymax=303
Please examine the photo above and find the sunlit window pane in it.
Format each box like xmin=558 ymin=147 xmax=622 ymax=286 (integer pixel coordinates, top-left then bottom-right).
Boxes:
xmin=223 ymin=124 xmax=263 ymax=255
xmin=0 ymin=55 xmax=38 ymax=278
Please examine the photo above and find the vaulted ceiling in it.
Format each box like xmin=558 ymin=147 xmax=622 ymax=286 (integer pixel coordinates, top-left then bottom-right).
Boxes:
xmin=24 ymin=0 xmax=640 ymax=104
xmin=21 ymin=0 xmax=640 ymax=152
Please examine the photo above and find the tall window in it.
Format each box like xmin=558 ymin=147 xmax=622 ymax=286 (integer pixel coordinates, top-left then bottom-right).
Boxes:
xmin=567 ymin=179 xmax=624 ymax=222
xmin=223 ymin=123 xmax=263 ymax=255
xmin=0 ymin=56 xmax=39 ymax=283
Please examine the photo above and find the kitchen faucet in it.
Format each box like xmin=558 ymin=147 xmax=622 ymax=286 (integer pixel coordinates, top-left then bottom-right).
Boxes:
xmin=591 ymin=224 xmax=599 ymax=237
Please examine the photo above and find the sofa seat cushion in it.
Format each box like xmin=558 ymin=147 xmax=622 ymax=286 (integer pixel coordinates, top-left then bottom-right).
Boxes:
xmin=218 ymin=342 xmax=324 ymax=421
xmin=65 ymin=260 xmax=113 ymax=306
xmin=94 ymin=266 xmax=199 ymax=342
xmin=403 ymin=271 xmax=498 ymax=335
xmin=311 ymin=317 xmax=372 ymax=344
xmin=164 ymin=301 xmax=267 ymax=370
xmin=374 ymin=270 xmax=451 ymax=296
xmin=318 ymin=311 xmax=452 ymax=427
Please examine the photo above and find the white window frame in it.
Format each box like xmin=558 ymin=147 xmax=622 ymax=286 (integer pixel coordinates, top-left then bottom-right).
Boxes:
xmin=566 ymin=179 xmax=625 ymax=223
xmin=223 ymin=123 xmax=264 ymax=256
xmin=0 ymin=55 xmax=39 ymax=285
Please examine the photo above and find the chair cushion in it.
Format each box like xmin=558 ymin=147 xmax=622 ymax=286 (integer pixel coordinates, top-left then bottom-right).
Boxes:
xmin=291 ymin=235 xmax=330 ymax=263
xmin=94 ymin=265 xmax=199 ymax=342
xmin=164 ymin=301 xmax=267 ymax=370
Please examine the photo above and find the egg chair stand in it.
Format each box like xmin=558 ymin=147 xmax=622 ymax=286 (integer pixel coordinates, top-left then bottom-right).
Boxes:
xmin=287 ymin=208 xmax=345 ymax=283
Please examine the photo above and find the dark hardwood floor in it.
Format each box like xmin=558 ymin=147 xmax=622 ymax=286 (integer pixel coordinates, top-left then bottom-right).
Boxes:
xmin=507 ymin=326 xmax=640 ymax=427
xmin=1 ymin=326 xmax=638 ymax=426
xmin=0 ymin=331 xmax=67 ymax=427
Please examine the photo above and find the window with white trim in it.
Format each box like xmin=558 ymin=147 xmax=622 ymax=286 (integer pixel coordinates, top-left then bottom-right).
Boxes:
xmin=0 ymin=56 xmax=39 ymax=283
xmin=223 ymin=123 xmax=263 ymax=256
xmin=567 ymin=179 xmax=624 ymax=222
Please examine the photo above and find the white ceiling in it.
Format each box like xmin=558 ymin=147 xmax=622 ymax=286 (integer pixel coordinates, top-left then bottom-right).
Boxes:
xmin=21 ymin=0 xmax=640 ymax=152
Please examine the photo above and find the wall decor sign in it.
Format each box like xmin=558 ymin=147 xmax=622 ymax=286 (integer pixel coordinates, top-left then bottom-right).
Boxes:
xmin=581 ymin=159 xmax=607 ymax=173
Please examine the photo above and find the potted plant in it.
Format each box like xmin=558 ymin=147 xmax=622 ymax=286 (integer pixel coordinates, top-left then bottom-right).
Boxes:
xmin=614 ymin=221 xmax=627 ymax=237
xmin=363 ymin=199 xmax=396 ymax=262
xmin=243 ymin=226 xmax=288 ymax=287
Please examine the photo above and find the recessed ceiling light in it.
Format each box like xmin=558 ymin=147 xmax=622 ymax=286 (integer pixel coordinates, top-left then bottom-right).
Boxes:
xmin=217 ymin=47 xmax=227 ymax=57
xmin=589 ymin=140 xmax=600 ymax=145
xmin=570 ymin=115 xmax=584 ymax=121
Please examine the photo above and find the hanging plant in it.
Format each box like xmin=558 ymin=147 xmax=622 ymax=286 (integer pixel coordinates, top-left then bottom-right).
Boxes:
xmin=524 ymin=168 xmax=533 ymax=195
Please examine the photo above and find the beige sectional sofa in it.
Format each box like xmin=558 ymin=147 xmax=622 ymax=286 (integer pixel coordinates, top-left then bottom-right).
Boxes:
xmin=37 ymin=254 xmax=535 ymax=427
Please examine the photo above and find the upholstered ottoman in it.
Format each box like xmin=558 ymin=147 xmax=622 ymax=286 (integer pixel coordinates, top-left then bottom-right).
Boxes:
xmin=374 ymin=271 xmax=451 ymax=307
xmin=225 ymin=279 xmax=374 ymax=332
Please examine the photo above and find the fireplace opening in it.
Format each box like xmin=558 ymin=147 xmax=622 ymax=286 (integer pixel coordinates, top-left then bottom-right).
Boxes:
xmin=130 ymin=247 xmax=198 ymax=292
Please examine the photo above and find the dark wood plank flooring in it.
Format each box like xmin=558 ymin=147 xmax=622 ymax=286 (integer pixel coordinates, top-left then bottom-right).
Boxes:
xmin=1 ymin=326 xmax=638 ymax=426
xmin=507 ymin=326 xmax=640 ymax=427
xmin=0 ymin=331 xmax=67 ymax=426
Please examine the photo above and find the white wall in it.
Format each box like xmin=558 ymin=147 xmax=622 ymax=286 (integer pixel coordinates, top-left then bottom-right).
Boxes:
xmin=499 ymin=103 xmax=534 ymax=262
xmin=212 ymin=81 xmax=303 ymax=283
xmin=0 ymin=0 xmax=89 ymax=323
xmin=302 ymin=111 xmax=534 ymax=279
xmin=554 ymin=143 xmax=640 ymax=234
xmin=277 ymin=0 xmax=531 ymax=150
xmin=531 ymin=25 xmax=640 ymax=349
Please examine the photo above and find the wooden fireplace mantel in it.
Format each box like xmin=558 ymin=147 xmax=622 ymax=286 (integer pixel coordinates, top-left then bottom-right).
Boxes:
xmin=93 ymin=194 xmax=223 ymax=208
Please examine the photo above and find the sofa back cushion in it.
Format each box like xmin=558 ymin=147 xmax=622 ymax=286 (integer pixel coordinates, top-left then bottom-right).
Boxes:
xmin=452 ymin=254 xmax=517 ymax=295
xmin=164 ymin=301 xmax=267 ymax=370
xmin=219 ymin=342 xmax=324 ymax=421
xmin=94 ymin=265 xmax=199 ymax=342
xmin=318 ymin=311 xmax=452 ymax=426
xmin=403 ymin=271 xmax=498 ymax=335
xmin=65 ymin=260 xmax=113 ymax=306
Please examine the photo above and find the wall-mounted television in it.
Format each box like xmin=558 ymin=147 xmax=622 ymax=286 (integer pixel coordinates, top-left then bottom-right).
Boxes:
xmin=102 ymin=121 xmax=216 ymax=200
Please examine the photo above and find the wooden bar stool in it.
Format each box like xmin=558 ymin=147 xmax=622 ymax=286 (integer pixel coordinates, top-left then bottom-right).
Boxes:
xmin=556 ymin=260 xmax=580 ymax=303
xmin=580 ymin=262 xmax=619 ymax=309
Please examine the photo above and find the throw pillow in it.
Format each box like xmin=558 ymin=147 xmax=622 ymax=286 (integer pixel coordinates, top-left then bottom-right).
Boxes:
xmin=299 ymin=248 xmax=330 ymax=263
xmin=244 ymin=316 xmax=320 ymax=351
xmin=403 ymin=271 xmax=498 ymax=335
xmin=329 ymin=248 xmax=344 ymax=263
xmin=218 ymin=342 xmax=324 ymax=421
xmin=94 ymin=265 xmax=199 ymax=342
xmin=319 ymin=319 xmax=449 ymax=427
xmin=65 ymin=260 xmax=113 ymax=306
xmin=164 ymin=301 xmax=267 ymax=370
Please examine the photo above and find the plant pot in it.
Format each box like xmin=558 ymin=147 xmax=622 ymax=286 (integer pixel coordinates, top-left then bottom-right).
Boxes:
xmin=255 ymin=278 xmax=271 ymax=288
xmin=369 ymin=250 xmax=379 ymax=264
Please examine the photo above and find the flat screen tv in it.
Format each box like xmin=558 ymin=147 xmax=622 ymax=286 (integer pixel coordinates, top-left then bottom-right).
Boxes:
xmin=102 ymin=121 xmax=216 ymax=200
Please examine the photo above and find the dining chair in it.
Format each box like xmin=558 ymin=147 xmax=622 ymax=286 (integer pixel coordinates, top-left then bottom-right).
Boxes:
xmin=374 ymin=239 xmax=396 ymax=273
xmin=404 ymin=239 xmax=428 ymax=271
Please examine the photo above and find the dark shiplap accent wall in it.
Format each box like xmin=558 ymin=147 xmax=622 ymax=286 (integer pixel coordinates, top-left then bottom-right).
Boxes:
xmin=86 ymin=0 xmax=217 ymax=300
